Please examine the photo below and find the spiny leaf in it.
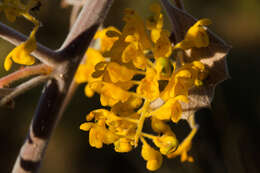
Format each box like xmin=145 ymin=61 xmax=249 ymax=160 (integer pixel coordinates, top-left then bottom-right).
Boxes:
xmin=160 ymin=0 xmax=231 ymax=128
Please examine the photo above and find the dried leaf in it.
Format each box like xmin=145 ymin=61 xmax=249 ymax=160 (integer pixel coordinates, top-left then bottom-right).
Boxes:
xmin=160 ymin=0 xmax=231 ymax=128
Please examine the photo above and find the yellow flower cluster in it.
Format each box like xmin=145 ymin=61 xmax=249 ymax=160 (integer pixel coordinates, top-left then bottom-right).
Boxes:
xmin=0 ymin=0 xmax=40 ymax=71
xmin=76 ymin=3 xmax=210 ymax=171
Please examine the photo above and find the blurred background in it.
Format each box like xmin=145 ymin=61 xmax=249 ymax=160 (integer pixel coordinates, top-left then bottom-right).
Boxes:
xmin=0 ymin=0 xmax=260 ymax=172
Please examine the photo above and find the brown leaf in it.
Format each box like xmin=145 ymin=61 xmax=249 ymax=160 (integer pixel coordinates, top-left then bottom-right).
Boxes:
xmin=160 ymin=0 xmax=231 ymax=128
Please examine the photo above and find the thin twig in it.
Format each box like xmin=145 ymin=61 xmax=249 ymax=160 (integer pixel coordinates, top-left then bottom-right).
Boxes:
xmin=0 ymin=75 xmax=49 ymax=106
xmin=0 ymin=22 xmax=59 ymax=67
xmin=0 ymin=64 xmax=52 ymax=88
xmin=0 ymin=88 xmax=14 ymax=97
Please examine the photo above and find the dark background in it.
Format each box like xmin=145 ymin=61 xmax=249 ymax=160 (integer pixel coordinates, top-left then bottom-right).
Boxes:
xmin=0 ymin=0 xmax=260 ymax=172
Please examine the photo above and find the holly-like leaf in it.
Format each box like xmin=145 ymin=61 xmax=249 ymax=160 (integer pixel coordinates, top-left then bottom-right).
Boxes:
xmin=160 ymin=0 xmax=231 ymax=128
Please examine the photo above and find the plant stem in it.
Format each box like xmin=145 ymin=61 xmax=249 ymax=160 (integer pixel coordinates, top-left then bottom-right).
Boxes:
xmin=11 ymin=1 xmax=114 ymax=172
xmin=0 ymin=64 xmax=52 ymax=88
xmin=0 ymin=75 xmax=49 ymax=106
xmin=70 ymin=4 xmax=82 ymax=28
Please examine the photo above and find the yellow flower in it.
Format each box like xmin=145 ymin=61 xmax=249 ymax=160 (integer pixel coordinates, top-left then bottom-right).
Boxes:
xmin=161 ymin=61 xmax=206 ymax=99
xmin=99 ymin=82 xmax=131 ymax=106
xmin=81 ymin=121 xmax=118 ymax=149
xmin=151 ymin=117 xmax=175 ymax=136
xmin=174 ymin=19 xmax=212 ymax=50
xmin=137 ymin=68 xmax=159 ymax=101
xmin=123 ymin=8 xmax=152 ymax=50
xmin=106 ymin=62 xmax=135 ymax=83
xmin=4 ymin=27 xmax=37 ymax=71
xmin=155 ymin=57 xmax=172 ymax=78
xmin=78 ymin=5 xmax=211 ymax=171
xmin=173 ymin=61 xmax=206 ymax=96
xmin=111 ymin=96 xmax=142 ymax=117
xmin=167 ymin=127 xmax=198 ymax=162
xmin=109 ymin=118 xmax=137 ymax=137
xmin=150 ymin=95 xmax=188 ymax=123
xmin=114 ymin=138 xmax=132 ymax=153
xmin=85 ymin=109 xmax=118 ymax=122
xmin=75 ymin=48 xmax=106 ymax=97
xmin=152 ymin=30 xmax=172 ymax=59
xmin=146 ymin=3 xmax=163 ymax=43
xmin=141 ymin=141 xmax=163 ymax=171
xmin=86 ymin=109 xmax=137 ymax=138
xmin=75 ymin=48 xmax=105 ymax=83
xmin=94 ymin=26 xmax=121 ymax=52
xmin=80 ymin=110 xmax=119 ymax=148
xmin=1 ymin=1 xmax=40 ymax=71
xmin=122 ymin=35 xmax=148 ymax=70
xmin=153 ymin=135 xmax=178 ymax=155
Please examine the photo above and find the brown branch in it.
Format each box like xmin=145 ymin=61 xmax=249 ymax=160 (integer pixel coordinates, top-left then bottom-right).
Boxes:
xmin=11 ymin=0 xmax=114 ymax=172
xmin=174 ymin=0 xmax=184 ymax=10
xmin=70 ymin=5 xmax=81 ymax=28
xmin=0 ymin=75 xmax=49 ymax=106
xmin=0 ymin=64 xmax=52 ymax=88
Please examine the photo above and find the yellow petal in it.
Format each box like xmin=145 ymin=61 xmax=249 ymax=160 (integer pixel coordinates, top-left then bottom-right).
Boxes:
xmin=4 ymin=55 xmax=13 ymax=71
xmin=107 ymin=62 xmax=135 ymax=83
xmin=155 ymin=57 xmax=172 ymax=77
xmin=174 ymin=18 xmax=211 ymax=50
xmin=151 ymin=95 xmax=188 ymax=121
xmin=75 ymin=64 xmax=89 ymax=83
xmin=103 ymin=131 xmax=119 ymax=144
xmin=84 ymin=84 xmax=95 ymax=97
xmin=94 ymin=26 xmax=121 ymax=52
xmin=195 ymin=18 xmax=212 ymax=26
xmin=167 ymin=127 xmax=198 ymax=162
xmin=114 ymin=138 xmax=132 ymax=153
xmin=122 ymin=43 xmax=138 ymax=63
xmin=151 ymin=117 xmax=173 ymax=135
xmin=89 ymin=126 xmax=105 ymax=149
xmin=153 ymin=135 xmax=178 ymax=155
xmin=141 ymin=143 xmax=163 ymax=171
xmin=75 ymin=48 xmax=105 ymax=83
xmin=80 ymin=122 xmax=93 ymax=131
xmin=137 ymin=68 xmax=159 ymax=101
xmin=100 ymin=83 xmax=130 ymax=106
xmin=153 ymin=30 xmax=172 ymax=58
xmin=151 ymin=29 xmax=161 ymax=43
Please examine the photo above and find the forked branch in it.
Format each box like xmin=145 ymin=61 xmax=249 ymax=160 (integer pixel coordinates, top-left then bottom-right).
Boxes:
xmin=11 ymin=1 xmax=114 ymax=173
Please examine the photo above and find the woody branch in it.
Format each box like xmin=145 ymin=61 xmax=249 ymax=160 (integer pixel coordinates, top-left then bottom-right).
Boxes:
xmin=3 ymin=1 xmax=114 ymax=173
